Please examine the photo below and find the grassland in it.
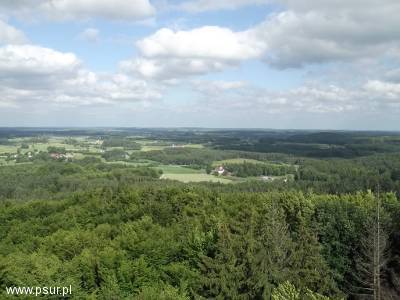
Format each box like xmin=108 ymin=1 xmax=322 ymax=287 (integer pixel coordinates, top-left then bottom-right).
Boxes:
xmin=155 ymin=164 xmax=232 ymax=183
xmin=0 ymin=145 xmax=18 ymax=154
xmin=155 ymin=165 xmax=204 ymax=174
xmin=212 ymin=158 xmax=295 ymax=169
xmin=140 ymin=142 xmax=204 ymax=152
xmin=4 ymin=137 xmax=103 ymax=154
xmin=160 ymin=173 xmax=232 ymax=183
xmin=212 ymin=158 xmax=265 ymax=166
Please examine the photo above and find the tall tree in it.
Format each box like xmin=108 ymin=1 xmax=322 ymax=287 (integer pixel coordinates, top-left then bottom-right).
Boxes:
xmin=353 ymin=190 xmax=388 ymax=299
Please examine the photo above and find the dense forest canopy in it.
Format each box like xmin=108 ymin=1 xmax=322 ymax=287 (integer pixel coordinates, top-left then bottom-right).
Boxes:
xmin=1 ymin=128 xmax=400 ymax=299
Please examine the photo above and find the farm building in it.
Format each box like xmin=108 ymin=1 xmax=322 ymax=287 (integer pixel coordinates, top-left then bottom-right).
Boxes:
xmin=214 ymin=166 xmax=226 ymax=176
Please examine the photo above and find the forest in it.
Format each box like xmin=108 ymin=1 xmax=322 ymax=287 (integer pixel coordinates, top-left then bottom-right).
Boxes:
xmin=0 ymin=128 xmax=400 ymax=299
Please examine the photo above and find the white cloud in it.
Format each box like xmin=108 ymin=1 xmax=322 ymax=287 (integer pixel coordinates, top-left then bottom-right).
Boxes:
xmin=383 ymin=68 xmax=400 ymax=83
xmin=0 ymin=20 xmax=28 ymax=44
xmin=79 ymin=28 xmax=100 ymax=43
xmin=192 ymin=80 xmax=247 ymax=94
xmin=191 ymin=79 xmax=400 ymax=116
xmin=123 ymin=26 xmax=264 ymax=79
xmin=137 ymin=26 xmax=263 ymax=60
xmin=130 ymin=0 xmax=400 ymax=77
xmin=176 ymin=0 xmax=269 ymax=13
xmin=278 ymin=0 xmax=398 ymax=13
xmin=42 ymin=0 xmax=155 ymax=21
xmin=364 ymin=80 xmax=400 ymax=100
xmin=2 ymin=0 xmax=400 ymax=128
xmin=255 ymin=0 xmax=400 ymax=68
xmin=1 ymin=0 xmax=155 ymax=21
xmin=0 ymin=45 xmax=80 ymax=81
xmin=120 ymin=57 xmax=231 ymax=79
xmin=53 ymin=72 xmax=162 ymax=106
xmin=0 ymin=44 xmax=162 ymax=108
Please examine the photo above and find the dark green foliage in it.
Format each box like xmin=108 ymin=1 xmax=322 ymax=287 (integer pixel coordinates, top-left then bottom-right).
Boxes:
xmin=102 ymin=149 xmax=127 ymax=161
xmin=224 ymin=161 xmax=296 ymax=177
xmin=102 ymin=137 xmax=141 ymax=150
xmin=0 ymin=162 xmax=160 ymax=201
xmin=2 ymin=181 xmax=398 ymax=298
xmin=47 ymin=146 xmax=66 ymax=154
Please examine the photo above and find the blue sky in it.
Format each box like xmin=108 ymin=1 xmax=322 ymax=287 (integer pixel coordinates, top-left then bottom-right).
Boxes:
xmin=1 ymin=0 xmax=400 ymax=129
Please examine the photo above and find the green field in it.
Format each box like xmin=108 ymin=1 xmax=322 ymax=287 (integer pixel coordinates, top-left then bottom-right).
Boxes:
xmin=141 ymin=145 xmax=168 ymax=151
xmin=106 ymin=161 xmax=152 ymax=167
xmin=0 ymin=157 xmax=11 ymax=165
xmin=212 ymin=158 xmax=295 ymax=168
xmin=156 ymin=164 xmax=233 ymax=183
xmin=31 ymin=138 xmax=102 ymax=153
xmin=212 ymin=158 xmax=265 ymax=166
xmin=141 ymin=144 xmax=204 ymax=152
xmin=160 ymin=173 xmax=232 ymax=183
xmin=0 ymin=145 xmax=18 ymax=154
xmin=155 ymin=165 xmax=204 ymax=174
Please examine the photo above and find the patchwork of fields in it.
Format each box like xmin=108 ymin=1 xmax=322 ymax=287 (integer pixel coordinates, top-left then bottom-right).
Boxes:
xmin=0 ymin=135 xmax=294 ymax=184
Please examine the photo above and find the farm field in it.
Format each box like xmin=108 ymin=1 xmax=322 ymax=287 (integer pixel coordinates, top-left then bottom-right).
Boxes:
xmin=160 ymin=173 xmax=232 ymax=183
xmin=141 ymin=143 xmax=204 ymax=152
xmin=156 ymin=164 xmax=230 ymax=183
xmin=0 ymin=145 xmax=18 ymax=154
xmin=212 ymin=158 xmax=293 ymax=167
xmin=212 ymin=158 xmax=265 ymax=166
xmin=155 ymin=165 xmax=204 ymax=174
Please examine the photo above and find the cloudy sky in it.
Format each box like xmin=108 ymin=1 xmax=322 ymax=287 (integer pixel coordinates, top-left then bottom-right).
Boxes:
xmin=1 ymin=0 xmax=400 ymax=129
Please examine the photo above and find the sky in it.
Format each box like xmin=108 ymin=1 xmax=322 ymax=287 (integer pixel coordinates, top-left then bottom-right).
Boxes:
xmin=0 ymin=0 xmax=400 ymax=129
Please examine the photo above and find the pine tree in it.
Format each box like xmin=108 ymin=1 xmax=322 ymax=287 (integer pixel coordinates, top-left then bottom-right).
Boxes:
xmin=353 ymin=189 xmax=388 ymax=299
xmin=249 ymin=200 xmax=294 ymax=299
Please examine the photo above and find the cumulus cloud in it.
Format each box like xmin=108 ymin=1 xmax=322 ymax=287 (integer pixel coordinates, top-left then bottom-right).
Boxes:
xmin=2 ymin=0 xmax=400 ymax=128
xmin=122 ymin=26 xmax=265 ymax=79
xmin=278 ymin=0 xmax=399 ymax=13
xmin=191 ymin=80 xmax=247 ymax=95
xmin=120 ymin=57 xmax=232 ymax=79
xmin=364 ymin=80 xmax=400 ymax=101
xmin=227 ymin=0 xmax=400 ymax=68
xmin=191 ymin=78 xmax=400 ymax=116
xmin=0 ymin=20 xmax=28 ymax=44
xmin=0 ymin=0 xmax=155 ymax=21
xmin=0 ymin=45 xmax=80 ymax=91
xmin=255 ymin=4 xmax=400 ymax=68
xmin=176 ymin=0 xmax=269 ymax=13
xmin=79 ymin=28 xmax=100 ymax=43
xmin=0 ymin=44 xmax=162 ymax=108
xmin=51 ymin=72 xmax=162 ymax=106
xmin=137 ymin=26 xmax=264 ymax=60
xmin=194 ymin=82 xmax=354 ymax=114
xmin=126 ymin=0 xmax=400 ymax=79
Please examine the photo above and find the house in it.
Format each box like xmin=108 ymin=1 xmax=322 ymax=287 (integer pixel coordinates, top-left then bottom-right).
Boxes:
xmin=215 ymin=165 xmax=225 ymax=176
xmin=261 ymin=176 xmax=275 ymax=182
xmin=50 ymin=153 xmax=66 ymax=160
xmin=171 ymin=144 xmax=185 ymax=148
